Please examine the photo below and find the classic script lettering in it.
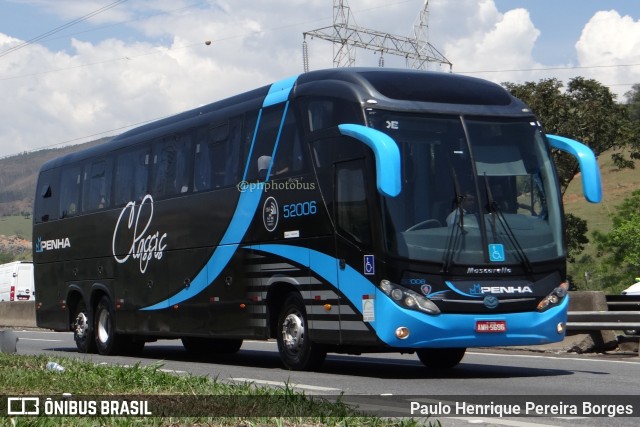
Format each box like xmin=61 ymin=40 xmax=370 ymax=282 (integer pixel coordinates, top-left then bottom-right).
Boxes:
xmin=112 ymin=194 xmax=167 ymax=274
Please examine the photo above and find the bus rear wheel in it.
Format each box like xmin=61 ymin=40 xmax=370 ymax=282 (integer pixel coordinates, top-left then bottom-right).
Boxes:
xmin=72 ymin=300 xmax=96 ymax=354
xmin=276 ymin=293 xmax=326 ymax=371
xmin=181 ymin=337 xmax=243 ymax=354
xmin=416 ymin=348 xmax=466 ymax=369
xmin=93 ymin=296 xmax=124 ymax=355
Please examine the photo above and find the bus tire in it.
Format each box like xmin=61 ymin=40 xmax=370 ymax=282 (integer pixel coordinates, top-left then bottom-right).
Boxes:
xmin=416 ymin=347 xmax=466 ymax=369
xmin=72 ymin=299 xmax=96 ymax=354
xmin=93 ymin=296 xmax=123 ymax=355
xmin=181 ymin=337 xmax=243 ymax=354
xmin=276 ymin=292 xmax=326 ymax=371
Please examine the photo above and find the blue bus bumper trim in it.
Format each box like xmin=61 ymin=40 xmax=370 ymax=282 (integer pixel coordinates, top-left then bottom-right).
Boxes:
xmin=371 ymin=290 xmax=568 ymax=348
xmin=246 ymin=244 xmax=567 ymax=348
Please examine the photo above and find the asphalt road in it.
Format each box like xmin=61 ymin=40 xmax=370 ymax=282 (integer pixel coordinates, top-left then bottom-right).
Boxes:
xmin=8 ymin=329 xmax=640 ymax=427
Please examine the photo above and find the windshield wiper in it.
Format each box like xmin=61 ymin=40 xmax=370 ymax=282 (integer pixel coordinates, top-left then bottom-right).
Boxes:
xmin=442 ymin=168 xmax=465 ymax=273
xmin=483 ymin=174 xmax=533 ymax=274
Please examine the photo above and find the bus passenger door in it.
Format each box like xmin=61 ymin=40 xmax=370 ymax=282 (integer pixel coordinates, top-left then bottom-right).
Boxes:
xmin=333 ymin=157 xmax=380 ymax=345
xmin=312 ymin=133 xmax=380 ymax=345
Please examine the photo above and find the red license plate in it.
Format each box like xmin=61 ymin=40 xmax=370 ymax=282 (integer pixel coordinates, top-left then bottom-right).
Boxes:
xmin=476 ymin=320 xmax=506 ymax=333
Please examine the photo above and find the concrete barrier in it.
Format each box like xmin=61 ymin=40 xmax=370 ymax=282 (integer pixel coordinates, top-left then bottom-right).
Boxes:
xmin=566 ymin=291 xmax=618 ymax=353
xmin=0 ymin=301 xmax=37 ymax=328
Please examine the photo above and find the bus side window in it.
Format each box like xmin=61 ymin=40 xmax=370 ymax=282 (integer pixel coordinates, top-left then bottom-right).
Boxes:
xmin=82 ymin=159 xmax=112 ymax=211
xmin=194 ymin=118 xmax=242 ymax=192
xmin=272 ymin=111 xmax=307 ymax=178
xmin=114 ymin=147 xmax=150 ymax=205
xmin=59 ymin=166 xmax=82 ymax=218
xmin=151 ymin=135 xmax=192 ymax=198
xmin=245 ymin=105 xmax=286 ymax=182
xmin=335 ymin=159 xmax=371 ymax=246
xmin=308 ymin=100 xmax=334 ymax=132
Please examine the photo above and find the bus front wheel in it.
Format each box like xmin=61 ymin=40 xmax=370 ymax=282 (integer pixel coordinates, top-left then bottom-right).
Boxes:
xmin=276 ymin=293 xmax=326 ymax=371
xmin=72 ymin=300 xmax=96 ymax=354
xmin=416 ymin=348 xmax=466 ymax=369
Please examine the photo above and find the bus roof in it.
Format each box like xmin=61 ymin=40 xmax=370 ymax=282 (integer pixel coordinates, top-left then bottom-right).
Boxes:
xmin=41 ymin=68 xmax=529 ymax=171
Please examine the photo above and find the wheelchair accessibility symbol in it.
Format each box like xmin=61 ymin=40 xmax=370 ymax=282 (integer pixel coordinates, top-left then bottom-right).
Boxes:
xmin=489 ymin=244 xmax=505 ymax=262
xmin=363 ymin=255 xmax=375 ymax=275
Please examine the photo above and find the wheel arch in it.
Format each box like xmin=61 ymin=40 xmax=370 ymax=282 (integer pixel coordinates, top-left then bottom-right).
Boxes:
xmin=66 ymin=285 xmax=85 ymax=330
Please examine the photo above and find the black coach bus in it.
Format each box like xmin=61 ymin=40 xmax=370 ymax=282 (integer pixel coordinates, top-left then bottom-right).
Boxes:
xmin=33 ymin=68 xmax=601 ymax=370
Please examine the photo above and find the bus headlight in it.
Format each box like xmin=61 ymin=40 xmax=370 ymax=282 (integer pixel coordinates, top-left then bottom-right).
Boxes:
xmin=537 ymin=282 xmax=569 ymax=312
xmin=379 ymin=279 xmax=440 ymax=315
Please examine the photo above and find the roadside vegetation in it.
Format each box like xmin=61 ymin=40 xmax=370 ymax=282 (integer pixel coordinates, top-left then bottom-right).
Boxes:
xmin=505 ymin=79 xmax=640 ymax=294
xmin=0 ymin=353 xmax=431 ymax=427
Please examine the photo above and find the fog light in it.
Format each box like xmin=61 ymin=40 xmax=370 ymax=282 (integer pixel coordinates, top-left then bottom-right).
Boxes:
xmin=557 ymin=322 xmax=565 ymax=334
xmin=395 ymin=326 xmax=410 ymax=339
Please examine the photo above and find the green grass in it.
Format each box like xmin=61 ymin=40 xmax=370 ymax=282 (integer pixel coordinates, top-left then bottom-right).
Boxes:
xmin=0 ymin=353 xmax=431 ymax=427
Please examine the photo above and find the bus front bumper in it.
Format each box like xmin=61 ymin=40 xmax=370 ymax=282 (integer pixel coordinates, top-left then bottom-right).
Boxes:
xmin=370 ymin=292 xmax=569 ymax=349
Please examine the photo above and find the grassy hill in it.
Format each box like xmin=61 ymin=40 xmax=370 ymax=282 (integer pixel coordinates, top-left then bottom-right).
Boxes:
xmin=563 ymin=148 xmax=640 ymax=235
xmin=563 ymin=148 xmax=640 ymax=292
xmin=0 ymin=138 xmax=109 ymax=217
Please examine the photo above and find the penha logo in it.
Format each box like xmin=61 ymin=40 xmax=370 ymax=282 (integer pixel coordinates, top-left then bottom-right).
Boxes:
xmin=36 ymin=236 xmax=71 ymax=252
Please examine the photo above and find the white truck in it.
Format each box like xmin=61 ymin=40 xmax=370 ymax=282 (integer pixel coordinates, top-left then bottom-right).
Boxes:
xmin=0 ymin=261 xmax=35 ymax=302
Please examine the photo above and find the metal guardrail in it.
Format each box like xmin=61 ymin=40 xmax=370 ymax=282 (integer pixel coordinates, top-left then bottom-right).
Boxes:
xmin=605 ymin=295 xmax=640 ymax=310
xmin=566 ymin=295 xmax=640 ymax=331
xmin=567 ymin=311 xmax=640 ymax=330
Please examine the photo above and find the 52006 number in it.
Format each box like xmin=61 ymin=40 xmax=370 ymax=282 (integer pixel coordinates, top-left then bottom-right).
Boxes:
xmin=283 ymin=201 xmax=317 ymax=218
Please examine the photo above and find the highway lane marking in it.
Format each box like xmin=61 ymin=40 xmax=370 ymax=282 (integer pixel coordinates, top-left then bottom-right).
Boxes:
xmin=17 ymin=337 xmax=63 ymax=342
xmin=467 ymin=351 xmax=640 ymax=365
xmin=229 ymin=377 xmax=341 ymax=393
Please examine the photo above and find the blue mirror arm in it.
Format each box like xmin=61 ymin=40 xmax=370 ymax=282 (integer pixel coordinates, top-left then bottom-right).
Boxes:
xmin=338 ymin=124 xmax=401 ymax=197
xmin=546 ymin=134 xmax=602 ymax=203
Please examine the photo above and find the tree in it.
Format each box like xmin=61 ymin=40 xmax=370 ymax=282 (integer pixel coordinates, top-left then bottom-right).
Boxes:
xmin=625 ymin=83 xmax=640 ymax=121
xmin=504 ymin=77 xmax=640 ymax=263
xmin=593 ymin=190 xmax=640 ymax=276
xmin=504 ymin=77 xmax=639 ymax=194
xmin=565 ymin=213 xmax=589 ymax=263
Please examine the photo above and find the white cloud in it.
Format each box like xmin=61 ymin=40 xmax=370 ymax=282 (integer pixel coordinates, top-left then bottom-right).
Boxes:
xmin=437 ymin=3 xmax=542 ymax=83
xmin=0 ymin=1 xmax=638 ymax=158
xmin=575 ymin=10 xmax=640 ymax=100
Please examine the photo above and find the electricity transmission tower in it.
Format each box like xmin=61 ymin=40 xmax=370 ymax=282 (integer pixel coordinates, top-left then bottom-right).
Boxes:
xmin=302 ymin=0 xmax=451 ymax=72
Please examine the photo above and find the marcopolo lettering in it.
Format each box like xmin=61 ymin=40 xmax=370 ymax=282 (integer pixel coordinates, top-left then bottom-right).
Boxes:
xmin=467 ymin=267 xmax=512 ymax=274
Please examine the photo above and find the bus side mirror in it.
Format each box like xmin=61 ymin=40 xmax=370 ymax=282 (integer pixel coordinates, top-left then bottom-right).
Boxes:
xmin=546 ymin=134 xmax=602 ymax=203
xmin=338 ymin=124 xmax=401 ymax=197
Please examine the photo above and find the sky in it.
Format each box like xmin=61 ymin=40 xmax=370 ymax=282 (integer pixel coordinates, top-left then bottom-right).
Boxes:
xmin=0 ymin=0 xmax=639 ymax=158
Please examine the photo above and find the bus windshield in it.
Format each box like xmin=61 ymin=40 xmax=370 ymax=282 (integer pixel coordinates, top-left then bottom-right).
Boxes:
xmin=370 ymin=111 xmax=564 ymax=266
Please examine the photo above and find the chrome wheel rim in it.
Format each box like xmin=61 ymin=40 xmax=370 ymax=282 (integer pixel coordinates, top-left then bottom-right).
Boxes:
xmin=282 ymin=312 xmax=304 ymax=352
xmin=97 ymin=309 xmax=110 ymax=344
xmin=74 ymin=312 xmax=89 ymax=339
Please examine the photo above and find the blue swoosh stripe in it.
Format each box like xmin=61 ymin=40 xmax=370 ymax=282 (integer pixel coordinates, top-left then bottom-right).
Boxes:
xmin=245 ymin=244 xmax=377 ymax=317
xmin=141 ymin=75 xmax=299 ymax=311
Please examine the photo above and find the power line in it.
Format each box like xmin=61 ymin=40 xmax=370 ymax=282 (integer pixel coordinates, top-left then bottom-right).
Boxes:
xmin=458 ymin=63 xmax=640 ymax=75
xmin=0 ymin=0 xmax=129 ymax=59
